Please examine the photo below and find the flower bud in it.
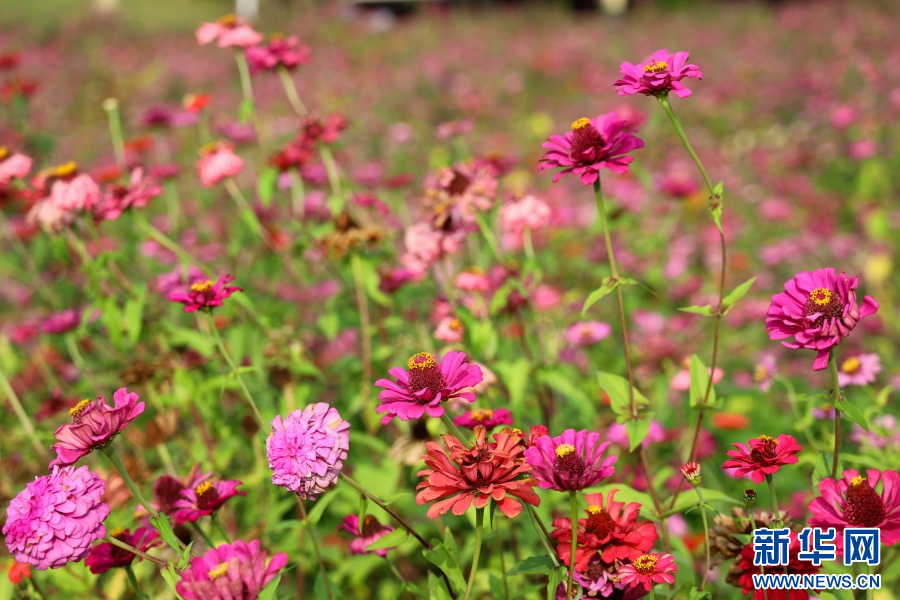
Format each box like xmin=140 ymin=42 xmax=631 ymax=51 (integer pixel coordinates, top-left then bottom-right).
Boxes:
xmin=743 ymin=489 xmax=757 ymax=508
xmin=680 ymin=462 xmax=702 ymax=487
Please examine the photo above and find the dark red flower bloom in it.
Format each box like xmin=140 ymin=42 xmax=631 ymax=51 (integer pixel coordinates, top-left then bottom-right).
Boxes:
xmin=84 ymin=527 xmax=161 ymax=574
xmin=722 ymin=434 xmax=802 ymax=484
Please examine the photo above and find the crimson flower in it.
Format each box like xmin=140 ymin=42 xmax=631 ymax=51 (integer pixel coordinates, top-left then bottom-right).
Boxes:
xmin=722 ymin=434 xmax=802 ymax=484
xmin=85 ymin=527 xmax=161 ymax=574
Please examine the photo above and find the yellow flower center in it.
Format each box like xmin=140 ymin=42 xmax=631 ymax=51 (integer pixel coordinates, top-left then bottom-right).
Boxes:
xmin=0 ymin=146 xmax=8 ymax=160
xmin=198 ymin=141 xmax=218 ymax=155
xmin=842 ymin=357 xmax=861 ymax=374
xmin=643 ymin=61 xmax=668 ymax=74
xmin=753 ymin=364 xmax=769 ymax=382
xmin=449 ymin=318 xmax=462 ymax=332
xmin=216 ymin=13 xmax=238 ymax=25
xmin=54 ymin=162 xmax=78 ymax=177
xmin=571 ymin=118 xmax=591 ymax=131
xmin=470 ymin=409 xmax=494 ymax=422
xmin=108 ymin=527 xmax=126 ymax=538
xmin=328 ymin=418 xmax=344 ymax=430
xmin=407 ymin=352 xmax=437 ymax=371
xmin=758 ymin=435 xmax=777 ymax=445
xmin=208 ymin=562 xmax=229 ymax=580
xmin=809 ymin=287 xmax=833 ymax=306
xmin=851 ymin=475 xmax=866 ymax=487
xmin=195 ymin=480 xmax=214 ymax=497
xmin=587 ymin=505 xmax=602 ymax=515
xmin=633 ymin=554 xmax=659 ymax=574
xmin=69 ymin=399 xmax=92 ymax=421
xmin=191 ymin=280 xmax=214 ymax=293
xmin=555 ymin=444 xmax=576 ymax=458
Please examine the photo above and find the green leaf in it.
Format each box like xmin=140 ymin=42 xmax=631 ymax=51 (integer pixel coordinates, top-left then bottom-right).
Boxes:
xmin=380 ymin=492 xmax=415 ymax=505
xmin=257 ymin=168 xmax=280 ymax=208
xmin=590 ymin=483 xmax=657 ymax=519
xmin=150 ymin=514 xmax=184 ymax=555
xmin=258 ymin=573 xmax=282 ymax=600
xmin=811 ymin=451 xmax=832 ymax=490
xmin=668 ymin=487 xmax=742 ymax=515
xmin=358 ymin=495 xmax=368 ymax=534
xmin=679 ymin=305 xmax=715 ymax=317
xmin=689 ymin=586 xmax=713 ymax=600
xmin=596 ymin=372 xmax=649 ymax=417
xmin=626 ymin=414 xmax=653 ymax=451
xmin=547 ymin=567 xmax=565 ymax=600
xmin=710 ymin=181 xmax=724 ymax=232
xmin=689 ymin=354 xmax=716 ymax=408
xmin=365 ymin=526 xmax=409 ymax=551
xmin=427 ymin=572 xmax=453 ymax=600
xmin=101 ymin=297 xmax=124 ymax=350
xmin=721 ymin=277 xmax=756 ymax=315
xmin=355 ymin=254 xmax=392 ymax=308
xmin=177 ymin=541 xmax=194 ymax=570
xmin=506 ymin=555 xmax=555 ymax=576
xmin=423 ymin=541 xmax=467 ymax=593
xmin=306 ymin=490 xmax=338 ymax=526
xmin=582 ymin=276 xmax=637 ymax=315
xmin=160 ymin=563 xmax=185 ymax=599
xmin=836 ymin=397 xmax=869 ymax=432
xmin=123 ymin=284 xmax=146 ymax=347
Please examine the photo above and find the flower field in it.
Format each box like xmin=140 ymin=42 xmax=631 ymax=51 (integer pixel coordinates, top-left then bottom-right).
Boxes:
xmin=1 ymin=1 xmax=899 ymax=598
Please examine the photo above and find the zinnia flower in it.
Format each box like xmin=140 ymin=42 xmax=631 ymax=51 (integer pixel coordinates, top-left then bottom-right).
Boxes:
xmin=617 ymin=553 xmax=678 ymax=591
xmin=168 ymin=274 xmax=242 ymax=313
xmin=539 ymin=113 xmax=644 ymax=185
xmin=455 ymin=268 xmax=491 ymax=292
xmin=7 ymin=562 xmax=30 ymax=585
xmin=176 ymin=539 xmax=288 ymax=600
xmin=753 ymin=353 xmax=777 ymax=392
xmin=837 ymin=353 xmax=881 ymax=387
xmin=43 ymin=162 xmax=100 ymax=212
xmin=0 ymin=146 xmax=32 ymax=184
xmin=93 ymin=168 xmax=161 ymax=223
xmin=453 ymin=408 xmax=514 ymax=430
xmin=551 ymin=489 xmax=658 ymax=570
xmin=721 ymin=434 xmax=802 ymax=484
xmin=49 ymin=389 xmax=145 ymax=468
xmin=171 ymin=479 xmax=246 ymax=525
xmin=41 ymin=309 xmax=81 ymax=334
xmin=267 ymin=403 xmax=350 ymax=500
xmin=499 ymin=194 xmax=551 ymax=234
xmin=524 ymin=429 xmax=617 ymax=492
xmin=727 ymin=532 xmax=819 ymax=599
xmin=808 ymin=469 xmax=900 ymax=551
xmin=338 ymin=515 xmax=397 ymax=557
xmin=375 ymin=351 xmax=483 ymax=425
xmin=614 ymin=49 xmax=702 ymax=99
xmin=416 ymin=426 xmax=539 ymax=518
xmin=434 ymin=317 xmax=464 ymax=343
xmin=564 ymin=321 xmax=613 ymax=347
xmin=245 ymin=35 xmax=310 ymax=74
xmin=195 ymin=14 xmax=263 ymax=48
xmin=84 ymin=527 xmax=160 ymax=574
xmin=3 ymin=466 xmax=109 ymax=569
xmin=197 ymin=142 xmax=244 ymax=188
xmin=766 ymin=268 xmax=879 ymax=371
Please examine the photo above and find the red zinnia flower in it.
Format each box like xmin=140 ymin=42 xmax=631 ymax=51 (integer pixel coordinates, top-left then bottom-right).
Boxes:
xmin=730 ymin=532 xmax=820 ymax=599
xmin=722 ymin=434 xmax=802 ymax=484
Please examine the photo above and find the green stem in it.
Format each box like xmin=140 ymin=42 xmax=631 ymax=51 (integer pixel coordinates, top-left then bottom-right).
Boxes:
xmin=867 ymin=563 xmax=874 ymax=600
xmin=138 ymin=220 xmax=200 ymax=266
xmin=319 ymin=146 xmax=343 ymax=206
xmin=102 ymin=98 xmax=126 ymax=170
xmin=649 ymin=587 xmax=655 ymax=600
xmin=278 ymin=66 xmax=308 ymax=117
xmin=105 ymin=535 xmax=169 ymax=570
xmin=224 ymin=177 xmax=263 ymax=238
xmin=656 ymin=95 xmax=714 ymax=196
xmin=101 ymin=445 xmax=159 ymax=519
xmin=298 ymin=498 xmax=333 ymax=600
xmin=523 ymin=226 xmax=535 ymax=263
xmin=694 ymin=487 xmax=711 ymax=591
xmin=475 ymin=212 xmax=504 ymax=263
xmin=206 ymin=312 xmax=266 ymax=430
xmin=764 ymin=474 xmax=782 ymax=528
xmin=566 ymin=491 xmax=578 ymax=600
xmin=526 ymin=505 xmax=559 ymax=567
xmin=189 ymin=521 xmax=216 ymax=548
xmin=338 ymin=474 xmax=432 ymax=550
xmin=498 ymin=521 xmax=509 ymax=600
xmin=827 ymin=351 xmax=843 ymax=479
xmin=0 ymin=365 xmax=48 ymax=459
xmin=464 ymin=507 xmax=484 ymax=600
xmin=440 ymin=412 xmax=471 ymax=446
xmin=124 ymin=564 xmax=148 ymax=599
xmin=350 ymin=253 xmax=376 ymax=435
xmin=210 ymin=513 xmax=232 ymax=543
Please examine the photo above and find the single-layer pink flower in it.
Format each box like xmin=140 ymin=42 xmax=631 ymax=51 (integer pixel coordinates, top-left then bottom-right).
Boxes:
xmin=454 ymin=407 xmax=514 ymax=430
xmin=617 ymin=553 xmax=678 ymax=591
xmin=168 ymin=274 xmax=242 ymax=313
xmin=338 ymin=515 xmax=397 ymax=557
xmin=197 ymin=142 xmax=244 ymax=188
xmin=499 ymin=194 xmax=551 ymax=234
xmin=614 ymin=49 xmax=702 ymax=99
xmin=171 ymin=479 xmax=246 ymax=525
xmin=176 ymin=540 xmax=288 ymax=600
xmin=722 ymin=434 xmax=802 ymax=484
xmin=837 ymin=353 xmax=881 ymax=387
xmin=524 ymin=429 xmax=617 ymax=491
xmin=564 ymin=321 xmax=613 ymax=347
xmin=93 ymin=168 xmax=161 ymax=222
xmin=195 ymin=15 xmax=263 ymax=48
xmin=434 ymin=317 xmax=464 ymax=343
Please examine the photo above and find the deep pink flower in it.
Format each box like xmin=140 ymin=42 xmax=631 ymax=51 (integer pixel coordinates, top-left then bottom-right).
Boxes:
xmin=156 ymin=265 xmax=207 ymax=297
xmin=564 ymin=321 xmax=612 ymax=347
xmin=245 ymin=35 xmax=310 ymax=74
xmin=93 ymin=168 xmax=161 ymax=222
xmin=267 ymin=403 xmax=350 ymax=500
xmin=197 ymin=142 xmax=244 ymax=188
xmin=195 ymin=15 xmax=263 ymax=48
xmin=524 ymin=429 xmax=617 ymax=492
xmin=172 ymin=479 xmax=246 ymax=525
xmin=453 ymin=407 xmax=514 ymax=430
xmin=338 ymin=515 xmax=396 ymax=557
xmin=539 ymin=113 xmax=644 ymax=185
xmin=0 ymin=147 xmax=32 ymax=184
xmin=375 ymin=351 xmax=483 ymax=425
xmin=837 ymin=353 xmax=881 ymax=387
xmin=49 ymin=389 xmax=145 ymax=468
xmin=766 ymin=268 xmax=878 ymax=371
xmin=722 ymin=434 xmax=802 ymax=484
xmin=176 ymin=540 xmax=288 ymax=600
xmin=3 ymin=466 xmax=109 ymax=569
xmin=168 ymin=274 xmax=242 ymax=313
xmin=84 ymin=527 xmax=160 ymax=574
xmin=808 ymin=469 xmax=900 ymax=552
xmin=614 ymin=49 xmax=702 ymax=99
xmin=617 ymin=553 xmax=678 ymax=591
xmin=41 ymin=309 xmax=81 ymax=334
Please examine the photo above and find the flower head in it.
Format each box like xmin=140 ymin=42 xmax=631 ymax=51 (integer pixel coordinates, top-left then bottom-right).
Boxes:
xmin=564 ymin=321 xmax=613 ymax=347
xmin=754 ymin=353 xmax=777 ymax=392
xmin=499 ymin=194 xmax=551 ymax=234
xmin=85 ymin=527 xmax=160 ymax=574
xmin=176 ymin=539 xmax=288 ymax=600
xmin=375 ymin=351 xmax=483 ymax=425
xmin=617 ymin=553 xmax=678 ymax=591
xmin=416 ymin=426 xmax=539 ymax=518
xmin=245 ymin=35 xmax=310 ymax=73
xmin=267 ymin=403 xmax=350 ymax=500
xmin=0 ymin=147 xmax=32 ymax=185
xmin=41 ymin=309 xmax=81 ymax=334
xmin=168 ymin=274 xmax=242 ymax=313
xmin=766 ymin=268 xmax=878 ymax=371
xmin=681 ymin=462 xmax=702 ymax=487
xmin=837 ymin=353 xmax=881 ymax=387
xmin=3 ymin=466 xmax=109 ymax=569
xmin=722 ymin=434 xmax=802 ymax=484
xmin=172 ymin=479 xmax=246 ymax=525
xmin=614 ymin=49 xmax=702 ymax=99
xmin=743 ymin=489 xmax=758 ymax=508
xmin=93 ymin=168 xmax=161 ymax=223
xmin=195 ymin=14 xmax=263 ymax=48
xmin=434 ymin=317 xmax=464 ymax=343
xmin=539 ymin=113 xmax=644 ymax=185
xmin=197 ymin=142 xmax=244 ymax=188
xmin=49 ymin=388 xmax=145 ymax=468
xmin=7 ymin=562 xmax=30 ymax=585
xmin=454 ymin=407 xmax=514 ymax=430
xmin=338 ymin=515 xmax=397 ymax=557
xmin=524 ymin=429 xmax=617 ymax=492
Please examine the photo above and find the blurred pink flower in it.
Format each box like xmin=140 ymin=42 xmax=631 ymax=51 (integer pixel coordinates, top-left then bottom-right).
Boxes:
xmin=172 ymin=478 xmax=245 ymax=525
xmin=753 ymin=353 xmax=777 ymax=392
xmin=168 ymin=274 xmax=242 ymax=313
xmin=41 ymin=309 xmax=81 ymax=334
xmin=606 ymin=421 xmax=664 ymax=449
xmin=615 ymin=49 xmax=702 ymax=99
xmin=338 ymin=515 xmax=396 ymax=557
xmin=0 ymin=147 xmax=32 ymax=184
xmin=197 ymin=142 xmax=244 ymax=188
xmin=93 ymin=168 xmax=161 ymax=222
xmin=453 ymin=407 xmax=513 ymax=430
xmin=564 ymin=321 xmax=612 ymax=346
xmin=455 ymin=268 xmax=491 ymax=292
xmin=830 ymin=105 xmax=858 ymax=129
xmin=434 ymin=317 xmax=464 ymax=343
xmin=837 ymin=353 xmax=881 ymax=387
xmin=195 ymin=15 xmax=263 ymax=48
xmin=85 ymin=527 xmax=160 ymax=574
xmin=539 ymin=113 xmax=644 ymax=184
xmin=246 ymin=35 xmax=310 ymax=73
xmin=849 ymin=139 xmax=876 ymax=161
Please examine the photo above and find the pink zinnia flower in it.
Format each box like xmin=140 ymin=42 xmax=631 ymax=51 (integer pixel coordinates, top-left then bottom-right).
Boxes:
xmin=722 ymin=434 xmax=802 ymax=484
xmin=267 ymin=403 xmax=350 ymax=500
xmin=524 ymin=429 xmax=617 ymax=491
xmin=455 ymin=268 xmax=491 ymax=292
xmin=245 ymin=35 xmax=310 ymax=74
xmin=195 ymin=14 xmax=263 ymax=48
xmin=84 ymin=527 xmax=160 ymax=574
xmin=614 ymin=49 xmax=702 ymax=99
xmin=176 ymin=540 xmax=288 ymax=600
xmin=754 ymin=353 xmax=777 ymax=392
xmin=416 ymin=426 xmax=539 ymax=518
xmin=434 ymin=317 xmax=464 ymax=343
xmin=564 ymin=321 xmax=612 ymax=347
xmin=168 ymin=274 xmax=242 ymax=313
xmin=808 ymin=469 xmax=900 ymax=552
xmin=837 ymin=353 xmax=881 ymax=387
xmin=499 ymin=194 xmax=551 ymax=234
xmin=49 ymin=389 xmax=145 ymax=468
xmin=453 ymin=407 xmax=513 ymax=430
xmin=41 ymin=163 xmax=100 ymax=212
xmin=3 ymin=466 xmax=110 ymax=569
xmin=338 ymin=515 xmax=396 ymax=557
xmin=617 ymin=553 xmax=678 ymax=591
xmin=539 ymin=113 xmax=644 ymax=185
xmin=41 ymin=309 xmax=81 ymax=334
xmin=0 ymin=147 xmax=32 ymax=184
xmin=171 ymin=479 xmax=246 ymax=525
xmin=197 ymin=142 xmax=244 ymax=188
xmin=93 ymin=168 xmax=161 ymax=222
xmin=766 ymin=268 xmax=879 ymax=371
xmin=375 ymin=351 xmax=483 ymax=425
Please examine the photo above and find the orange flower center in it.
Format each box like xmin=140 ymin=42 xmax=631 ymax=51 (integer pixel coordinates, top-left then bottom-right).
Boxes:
xmin=470 ymin=409 xmax=494 ymax=422
xmin=0 ymin=146 xmax=8 ymax=160
xmin=753 ymin=364 xmax=769 ymax=382
xmin=633 ymin=554 xmax=659 ymax=574
xmin=191 ymin=280 xmax=214 ymax=293
xmin=216 ymin=13 xmax=238 ymax=26
xmin=643 ymin=61 xmax=668 ymax=74
xmin=448 ymin=318 xmax=462 ymax=332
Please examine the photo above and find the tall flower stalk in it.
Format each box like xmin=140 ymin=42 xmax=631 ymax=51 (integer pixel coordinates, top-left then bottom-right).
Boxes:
xmin=827 ymin=352 xmax=843 ymax=479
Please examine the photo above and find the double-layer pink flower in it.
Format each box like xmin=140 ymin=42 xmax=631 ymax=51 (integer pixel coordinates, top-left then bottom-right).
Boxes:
xmin=722 ymin=434 xmax=802 ymax=484
xmin=176 ymin=540 xmax=288 ymax=600
xmin=614 ymin=49 xmax=702 ymax=99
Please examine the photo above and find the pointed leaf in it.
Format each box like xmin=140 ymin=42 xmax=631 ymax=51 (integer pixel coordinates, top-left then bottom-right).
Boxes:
xmin=626 ymin=414 xmax=653 ymax=451
xmin=721 ymin=277 xmax=756 ymax=315
xmin=365 ymin=527 xmax=409 ymax=551
xmin=689 ymin=354 xmax=716 ymax=408
xmin=679 ymin=305 xmax=716 ymax=317
xmin=836 ymin=398 xmax=869 ymax=432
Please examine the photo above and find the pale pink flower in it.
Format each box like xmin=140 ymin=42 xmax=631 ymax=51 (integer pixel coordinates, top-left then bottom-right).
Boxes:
xmin=0 ymin=147 xmax=32 ymax=184
xmin=197 ymin=142 xmax=244 ymax=188
xmin=196 ymin=15 xmax=263 ymax=48
xmin=434 ymin=317 xmax=464 ymax=343
xmin=499 ymin=194 xmax=551 ymax=234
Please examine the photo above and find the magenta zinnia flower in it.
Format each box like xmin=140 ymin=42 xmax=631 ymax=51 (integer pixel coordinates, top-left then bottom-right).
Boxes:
xmin=93 ymin=168 xmax=162 ymax=223
xmin=41 ymin=309 xmax=81 ymax=334
xmin=84 ymin=526 xmax=160 ymax=574
xmin=837 ymin=353 xmax=881 ymax=387
xmin=524 ymin=429 xmax=617 ymax=491
xmin=808 ymin=469 xmax=900 ymax=551
xmin=765 ymin=268 xmax=878 ymax=371
xmin=245 ymin=35 xmax=310 ymax=74
xmin=722 ymin=434 xmax=802 ymax=484
xmin=539 ymin=113 xmax=644 ymax=185
xmin=453 ymin=407 xmax=514 ymax=430
xmin=614 ymin=49 xmax=702 ymax=99
xmin=171 ymin=479 xmax=246 ymax=525
xmin=375 ymin=351 xmax=483 ymax=425
xmin=168 ymin=274 xmax=242 ymax=313
xmin=338 ymin=515 xmax=397 ymax=557
xmin=49 ymin=388 xmax=145 ymax=468
xmin=3 ymin=466 xmax=109 ymax=570
xmin=176 ymin=540 xmax=288 ymax=600
xmin=267 ymin=403 xmax=350 ymax=500
xmin=617 ymin=553 xmax=678 ymax=591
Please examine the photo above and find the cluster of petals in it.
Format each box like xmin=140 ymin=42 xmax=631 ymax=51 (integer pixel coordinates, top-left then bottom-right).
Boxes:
xmin=168 ymin=274 xmax=242 ymax=313
xmin=499 ymin=194 xmax=551 ymax=234
xmin=26 ymin=163 xmax=100 ymax=232
xmin=172 ymin=478 xmax=246 ymax=525
xmin=614 ymin=49 xmax=702 ymax=99
xmin=85 ymin=526 xmax=160 ymax=574
xmin=0 ymin=146 xmax=33 ymax=185
xmin=197 ymin=142 xmax=244 ymax=187
xmin=524 ymin=429 xmax=617 ymax=491
xmin=453 ymin=407 xmax=514 ymax=430
xmin=176 ymin=539 xmax=288 ymax=600
xmin=617 ymin=553 xmax=678 ymax=591
xmin=246 ymin=35 xmax=310 ymax=73
xmin=338 ymin=515 xmax=397 ymax=557
xmin=196 ymin=14 xmax=263 ymax=48
xmin=92 ymin=168 xmax=162 ymax=223
xmin=722 ymin=434 xmax=802 ymax=484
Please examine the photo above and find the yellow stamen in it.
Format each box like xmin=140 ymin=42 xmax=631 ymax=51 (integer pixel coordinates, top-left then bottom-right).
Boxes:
xmin=841 ymin=356 xmax=861 ymax=374
xmin=470 ymin=409 xmax=494 ymax=422
xmin=198 ymin=141 xmax=218 ymax=155
xmin=571 ymin=117 xmax=591 ymax=131
xmin=753 ymin=364 xmax=769 ymax=382
xmin=555 ymin=444 xmax=576 ymax=458
xmin=758 ymin=435 xmax=777 ymax=445
xmin=0 ymin=146 xmax=8 ymax=160
xmin=216 ymin=13 xmax=238 ymax=25
xmin=108 ymin=527 xmax=126 ymax=538
xmin=191 ymin=280 xmax=214 ymax=293
xmin=643 ymin=61 xmax=668 ymax=74
xmin=809 ymin=287 xmax=833 ymax=306
xmin=195 ymin=481 xmax=214 ymax=496
xmin=407 ymin=352 xmax=436 ymax=371
xmin=54 ymin=162 xmax=77 ymax=177
xmin=69 ymin=399 xmax=92 ymax=420
xmin=208 ymin=562 xmax=229 ymax=580
xmin=633 ymin=554 xmax=659 ymax=573
xmin=587 ymin=505 xmax=602 ymax=515
xmin=851 ymin=476 xmax=866 ymax=487
xmin=449 ymin=318 xmax=462 ymax=331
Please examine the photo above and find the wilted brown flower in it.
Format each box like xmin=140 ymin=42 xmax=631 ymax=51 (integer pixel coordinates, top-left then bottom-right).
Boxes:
xmin=709 ymin=507 xmax=795 ymax=565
